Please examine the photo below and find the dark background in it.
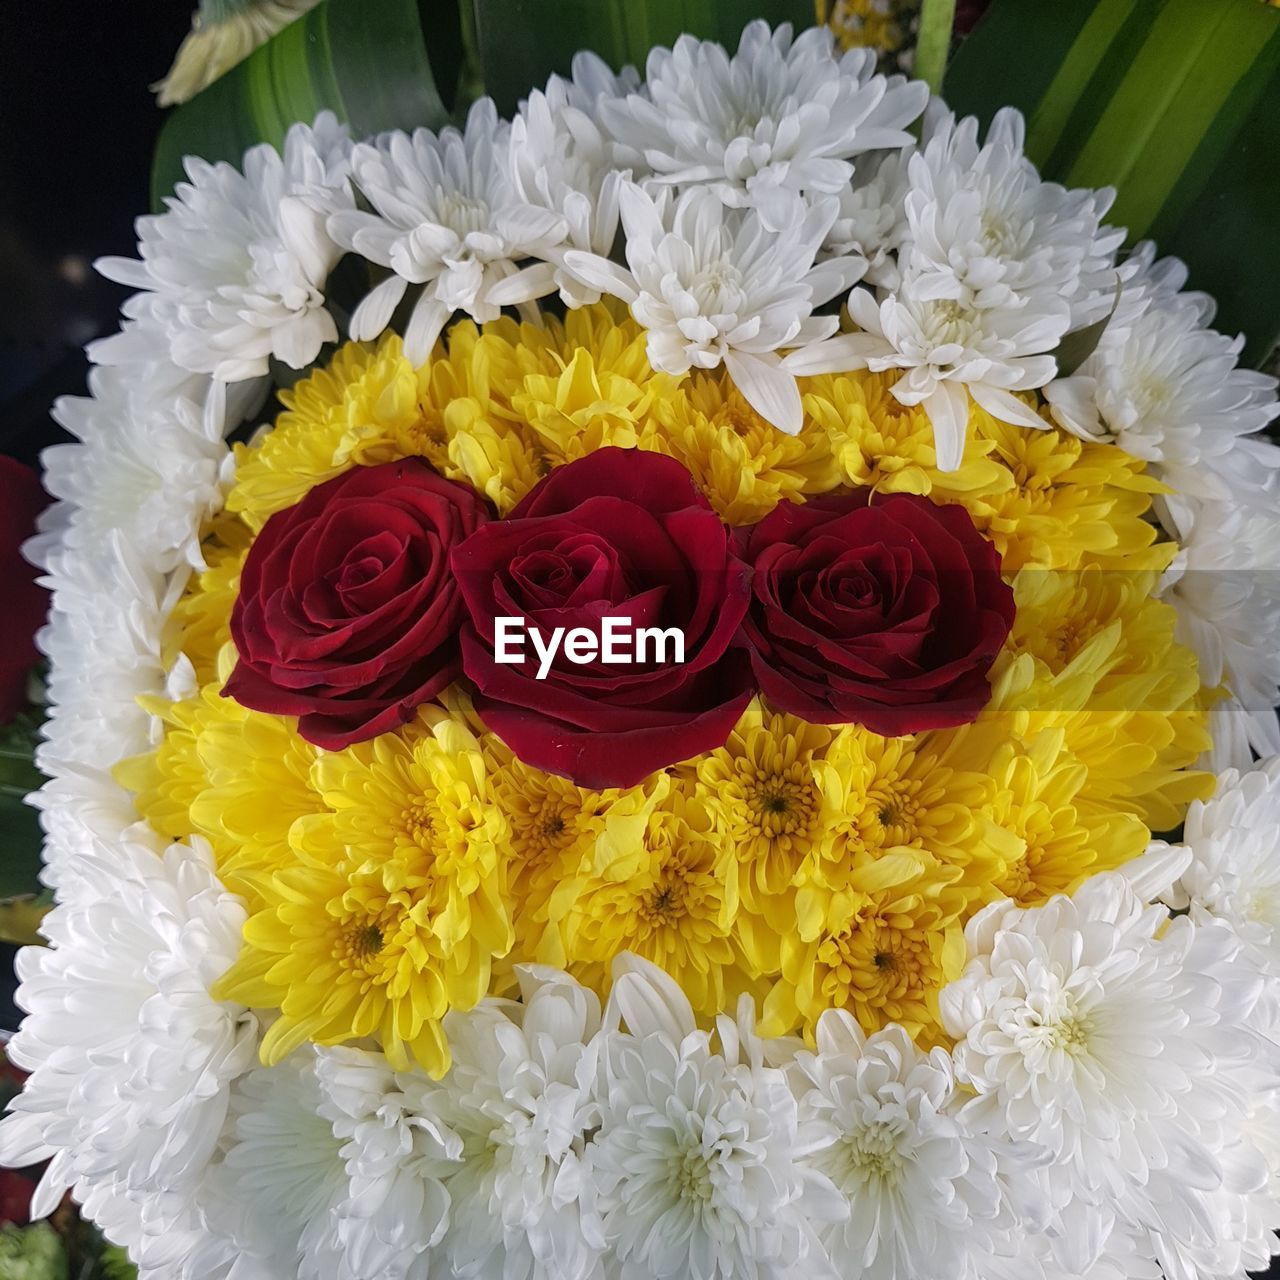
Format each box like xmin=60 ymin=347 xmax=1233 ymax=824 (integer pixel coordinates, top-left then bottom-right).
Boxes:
xmin=0 ymin=2 xmax=193 ymax=1027
xmin=0 ymin=1 xmax=193 ymax=465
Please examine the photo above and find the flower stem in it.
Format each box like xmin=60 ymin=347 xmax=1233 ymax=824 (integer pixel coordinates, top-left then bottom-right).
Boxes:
xmin=915 ymin=0 xmax=957 ymax=92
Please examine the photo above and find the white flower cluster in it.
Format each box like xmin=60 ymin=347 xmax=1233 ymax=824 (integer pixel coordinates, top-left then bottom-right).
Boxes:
xmin=10 ymin=854 xmax=1280 ymax=1280
xmin=5 ymin=18 xmax=1280 ymax=1279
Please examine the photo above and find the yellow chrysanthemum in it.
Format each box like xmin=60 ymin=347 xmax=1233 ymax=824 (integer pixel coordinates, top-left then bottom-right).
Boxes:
xmin=115 ymin=683 xmax=234 ymax=854
xmin=825 ymin=0 xmax=913 ymax=57
xmin=552 ymin=772 xmax=749 ymax=1016
xmin=643 ymin=374 xmax=841 ymax=524
xmin=804 ymin=723 xmax=1006 ymax=911
xmin=129 ymin=306 xmax=1219 ymax=1067
xmin=802 ymin=371 xmax=1010 ymax=512
xmin=229 ymin=337 xmax=417 ymax=530
xmin=987 ymin=565 xmax=1212 ymax=829
xmin=187 ymin=669 xmax=322 ymax=904
xmin=483 ymin=737 xmax=646 ymax=969
xmin=164 ymin=516 xmax=251 ymax=683
xmin=696 ymin=700 xmax=833 ymax=924
xmin=984 ymin=728 xmax=1149 ymax=906
xmin=216 ymin=709 xmax=513 ymax=1076
xmin=967 ymin=409 xmax=1172 ymax=572
xmin=763 ymin=851 xmax=966 ymax=1044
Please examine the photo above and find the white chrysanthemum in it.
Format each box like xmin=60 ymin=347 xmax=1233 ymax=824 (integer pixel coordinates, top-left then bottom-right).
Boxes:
xmin=1046 ymin=244 xmax=1279 ymax=495
xmin=1160 ymin=497 xmax=1280 ymax=766
xmin=601 ymin=21 xmax=926 ymax=230
xmin=786 ymin=105 xmax=1123 ymax=470
xmin=904 ymin=107 xmax=1121 ymax=331
xmin=314 ymin=1044 xmax=458 ymax=1280
xmin=0 ymin=837 xmax=257 ymax=1261
xmin=940 ymin=849 xmax=1266 ymax=1275
xmin=564 ymin=183 xmax=861 ymax=433
xmin=587 ymin=955 xmax=832 ymax=1280
xmin=41 ymin=365 xmax=253 ymax=573
xmin=1164 ymin=757 xmax=1280 ymax=974
xmin=329 ymin=98 xmax=566 ymax=365
xmin=785 ymin=263 xmax=1061 ymax=470
xmin=790 ymin=1014 xmax=1044 ymax=1280
xmin=32 ymin=534 xmax=173 ymax=774
xmin=1123 ymin=921 xmax=1279 ymax=1280
xmin=430 ymin=967 xmax=605 ymax=1280
xmin=27 ymin=769 xmax=149 ymax=902
xmin=822 ymin=148 xmax=909 ymax=288
xmin=493 ymin=54 xmax=641 ymax=308
xmin=199 ymin=1051 xmax=349 ymax=1280
xmin=95 ymin=113 xmax=353 ymax=382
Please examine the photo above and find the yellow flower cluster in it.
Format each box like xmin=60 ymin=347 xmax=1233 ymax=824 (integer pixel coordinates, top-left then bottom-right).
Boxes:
xmin=124 ymin=307 xmax=1214 ymax=1068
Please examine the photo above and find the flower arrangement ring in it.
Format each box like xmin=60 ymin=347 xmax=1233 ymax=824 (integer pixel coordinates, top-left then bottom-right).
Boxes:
xmin=4 ymin=19 xmax=1280 ymax=1280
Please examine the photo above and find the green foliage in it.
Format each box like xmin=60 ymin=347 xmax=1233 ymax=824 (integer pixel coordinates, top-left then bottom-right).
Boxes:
xmin=152 ymin=0 xmax=464 ymax=207
xmin=472 ymin=0 xmax=817 ymax=114
xmin=945 ymin=0 xmax=1280 ymax=365
xmin=0 ymin=707 xmax=45 ymax=903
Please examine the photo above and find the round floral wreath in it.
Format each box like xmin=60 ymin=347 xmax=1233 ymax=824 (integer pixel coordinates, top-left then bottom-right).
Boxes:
xmin=4 ymin=20 xmax=1280 ymax=1280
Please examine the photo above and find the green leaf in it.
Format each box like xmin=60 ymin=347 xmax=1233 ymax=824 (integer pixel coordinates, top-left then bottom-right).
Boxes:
xmin=0 ymin=793 xmax=43 ymax=902
xmin=152 ymin=0 xmax=464 ymax=208
xmin=944 ymin=0 xmax=1280 ymax=366
xmin=1053 ymin=276 xmax=1123 ymax=377
xmin=473 ymin=0 xmax=816 ymax=116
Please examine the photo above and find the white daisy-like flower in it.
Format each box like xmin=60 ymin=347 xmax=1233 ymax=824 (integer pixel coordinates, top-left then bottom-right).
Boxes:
xmin=600 ymin=21 xmax=927 ymax=230
xmin=492 ymin=54 xmax=641 ymax=308
xmin=329 ymin=97 xmax=567 ymax=365
xmin=0 ymin=837 xmax=257 ymax=1261
xmin=786 ymin=105 xmax=1124 ymax=471
xmin=784 ymin=261 xmax=1062 ymax=470
xmin=1160 ymin=496 xmax=1280 ymax=766
xmin=199 ymin=1051 xmax=349 ymax=1280
xmin=1046 ymin=246 xmax=1279 ymax=496
xmin=904 ymin=107 xmax=1122 ymax=331
xmin=822 ymin=147 xmax=909 ymax=288
xmin=790 ymin=1014 xmax=1045 ymax=1280
xmin=94 ymin=113 xmax=353 ymax=382
xmin=27 ymin=769 xmax=148 ymax=902
xmin=940 ymin=849 xmax=1264 ymax=1275
xmin=430 ymin=967 xmax=605 ymax=1280
xmin=1163 ymin=757 xmax=1280 ymax=974
xmin=587 ymin=954 xmax=833 ymax=1280
xmin=41 ymin=364 xmax=255 ymax=573
xmin=564 ymin=182 xmax=862 ymax=433
xmin=313 ymin=1044 xmax=458 ymax=1280
xmin=32 ymin=533 xmax=174 ymax=774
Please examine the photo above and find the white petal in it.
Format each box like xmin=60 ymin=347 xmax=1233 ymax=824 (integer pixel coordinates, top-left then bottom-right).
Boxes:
xmin=922 ymin=381 xmax=971 ymax=471
xmin=969 ymin=381 xmax=1051 ymax=431
xmin=781 ymin=331 xmax=891 ymax=375
xmin=561 ymin=250 xmax=639 ymax=303
xmin=725 ymin=349 xmax=803 ymax=435
xmin=403 ymin=288 xmax=452 ymax=366
xmin=349 ymin=275 xmax=408 ymax=342
xmin=486 ymin=261 xmax=559 ymax=307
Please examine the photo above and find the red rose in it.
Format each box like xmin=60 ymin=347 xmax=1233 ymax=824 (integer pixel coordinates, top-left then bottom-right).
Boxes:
xmin=451 ymin=448 xmax=753 ymax=788
xmin=0 ymin=457 xmax=50 ymax=723
xmin=225 ymin=459 xmax=491 ymax=748
xmin=736 ymin=491 xmax=1013 ymax=734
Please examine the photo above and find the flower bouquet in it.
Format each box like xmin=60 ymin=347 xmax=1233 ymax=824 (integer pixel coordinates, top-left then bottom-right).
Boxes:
xmin=2 ymin=4 xmax=1280 ymax=1278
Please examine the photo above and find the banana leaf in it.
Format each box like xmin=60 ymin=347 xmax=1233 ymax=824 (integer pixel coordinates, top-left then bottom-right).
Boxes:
xmin=152 ymin=0 xmax=464 ymax=208
xmin=473 ymin=0 xmax=818 ymax=115
xmin=943 ymin=0 xmax=1280 ymax=365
